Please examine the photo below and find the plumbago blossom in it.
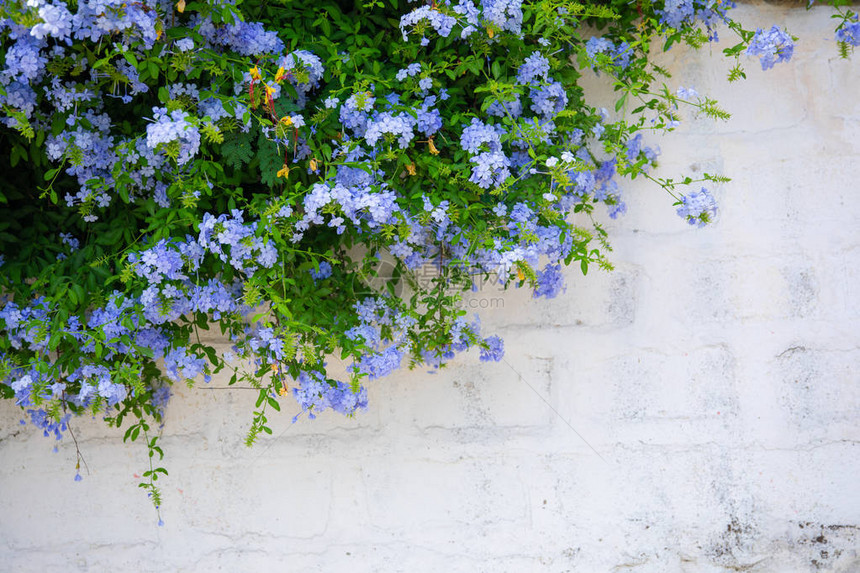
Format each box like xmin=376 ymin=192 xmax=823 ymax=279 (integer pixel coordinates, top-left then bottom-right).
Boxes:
xmin=0 ymin=0 xmax=852 ymax=515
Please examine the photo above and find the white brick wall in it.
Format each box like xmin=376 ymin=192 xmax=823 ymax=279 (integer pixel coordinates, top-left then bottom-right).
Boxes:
xmin=1 ymin=5 xmax=859 ymax=571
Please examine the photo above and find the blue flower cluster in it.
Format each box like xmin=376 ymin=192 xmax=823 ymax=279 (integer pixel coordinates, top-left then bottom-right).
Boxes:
xmin=836 ymin=20 xmax=860 ymax=47
xmin=309 ymin=261 xmax=333 ymax=281
xmin=517 ymin=52 xmax=549 ymax=84
xmin=145 ymin=108 xmax=201 ymax=165
xmin=199 ymin=13 xmax=284 ymax=56
xmin=401 ymin=0 xmax=522 ymax=42
xmin=677 ymin=187 xmax=717 ymax=227
xmin=365 ymin=111 xmax=417 ymax=148
xmin=399 ymin=5 xmax=457 ymax=41
xmin=396 ymin=63 xmax=422 ymax=81
xmin=291 ymin=370 xmax=368 ymax=420
xmin=198 ymin=210 xmax=277 ymax=271
xmin=585 ymin=37 xmax=633 ymax=69
xmin=625 ymin=133 xmax=660 ymax=167
xmin=459 ymin=118 xmax=511 ymax=188
xmin=746 ymin=26 xmax=794 ymax=70
xmin=479 ymin=335 xmax=504 ymax=362
xmin=345 ymin=297 xmax=412 ymax=379
xmin=0 ymin=0 xmax=282 ymax=219
xmin=533 ymin=263 xmax=565 ymax=299
xmin=659 ymin=0 xmax=736 ymax=41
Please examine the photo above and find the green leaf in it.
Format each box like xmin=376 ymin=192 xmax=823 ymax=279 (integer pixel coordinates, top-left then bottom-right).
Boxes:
xmin=122 ymin=52 xmax=139 ymax=68
xmin=222 ymin=132 xmax=254 ymax=168
xmin=257 ymin=132 xmax=283 ymax=188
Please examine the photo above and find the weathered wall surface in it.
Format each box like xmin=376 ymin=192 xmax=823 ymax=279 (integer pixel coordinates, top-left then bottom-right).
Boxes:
xmin=1 ymin=4 xmax=858 ymax=572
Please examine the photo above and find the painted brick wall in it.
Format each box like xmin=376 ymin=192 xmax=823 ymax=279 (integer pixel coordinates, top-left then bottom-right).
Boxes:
xmin=1 ymin=4 xmax=858 ymax=572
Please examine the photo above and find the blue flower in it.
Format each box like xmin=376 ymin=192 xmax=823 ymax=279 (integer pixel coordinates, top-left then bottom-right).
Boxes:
xmin=31 ymin=3 xmax=73 ymax=41
xmin=481 ymin=0 xmax=524 ymax=35
xmin=175 ymin=38 xmax=194 ymax=52
xmin=487 ymin=94 xmax=522 ymax=118
xmin=658 ymin=0 xmax=735 ymax=38
xmin=533 ymin=264 xmax=565 ymax=299
xmin=585 ymin=37 xmax=632 ymax=70
xmin=460 ymin=118 xmax=503 ymax=153
xmin=529 ymin=81 xmax=568 ymax=118
xmin=340 ymin=93 xmax=375 ymax=137
xmin=281 ymin=50 xmax=325 ymax=92
xmin=291 ymin=371 xmax=368 ymax=419
xmin=310 ymin=261 xmax=333 ymax=281
xmin=469 ymin=151 xmax=511 ymax=189
xmin=416 ymin=99 xmax=443 ymax=136
xmin=677 ymin=187 xmax=717 ymax=226
xmin=517 ymin=52 xmax=549 ymax=85
xmin=400 ymin=6 xmax=456 ymax=41
xmin=479 ymin=336 xmax=504 ymax=362
xmin=357 ymin=346 xmax=403 ymax=380
xmin=364 ymin=111 xmax=416 ymax=148
xmin=396 ymin=63 xmax=421 ymax=81
xmin=676 ymin=86 xmax=699 ymax=100
xmin=746 ymin=26 xmax=794 ymax=70
xmin=145 ymin=108 xmax=200 ymax=165
xmin=836 ymin=20 xmax=860 ymax=47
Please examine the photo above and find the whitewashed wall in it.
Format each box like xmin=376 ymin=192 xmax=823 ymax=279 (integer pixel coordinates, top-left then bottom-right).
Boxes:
xmin=1 ymin=4 xmax=859 ymax=572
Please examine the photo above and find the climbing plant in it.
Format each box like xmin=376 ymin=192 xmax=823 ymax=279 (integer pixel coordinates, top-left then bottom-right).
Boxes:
xmin=0 ymin=0 xmax=856 ymax=520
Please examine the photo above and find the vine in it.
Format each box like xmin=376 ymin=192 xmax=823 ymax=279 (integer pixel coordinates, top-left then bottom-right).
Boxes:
xmin=0 ymin=0 xmax=855 ymax=520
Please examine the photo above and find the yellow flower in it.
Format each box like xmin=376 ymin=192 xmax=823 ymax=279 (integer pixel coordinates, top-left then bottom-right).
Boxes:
xmin=176 ymin=0 xmax=185 ymax=12
xmin=428 ymin=138 xmax=439 ymax=156
xmin=249 ymin=66 xmax=262 ymax=81
xmin=516 ymin=268 xmax=525 ymax=281
xmin=405 ymin=162 xmax=416 ymax=176
xmin=487 ymin=27 xmax=495 ymax=39
xmin=274 ymin=67 xmax=287 ymax=82
xmin=277 ymin=164 xmax=290 ymax=179
xmin=309 ymin=158 xmax=319 ymax=172
xmin=280 ymin=116 xmax=293 ymax=127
